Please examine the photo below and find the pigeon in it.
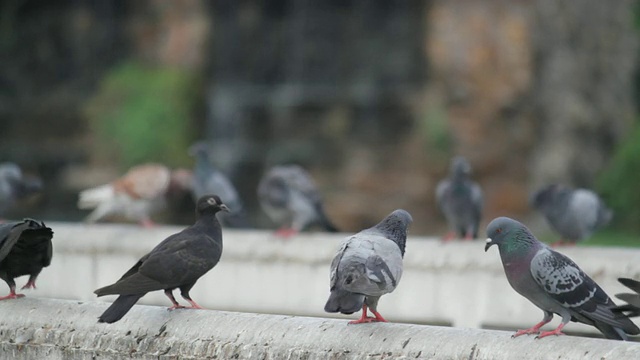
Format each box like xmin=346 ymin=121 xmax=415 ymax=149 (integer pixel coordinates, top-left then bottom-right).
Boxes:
xmin=324 ymin=209 xmax=412 ymax=324
xmin=94 ymin=194 xmax=229 ymax=323
xmin=0 ymin=162 xmax=43 ymax=217
xmin=0 ymin=218 xmax=53 ymax=300
xmin=258 ymin=165 xmax=338 ymax=237
xmin=435 ymin=156 xmax=483 ymax=241
xmin=613 ymin=278 xmax=640 ymax=318
xmin=530 ymin=184 xmax=612 ymax=246
xmin=485 ymin=216 xmax=639 ymax=340
xmin=78 ymin=163 xmax=190 ymax=227
xmin=189 ymin=142 xmax=251 ymax=228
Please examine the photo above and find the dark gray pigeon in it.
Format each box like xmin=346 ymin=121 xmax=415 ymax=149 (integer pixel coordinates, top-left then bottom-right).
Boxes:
xmin=0 ymin=218 xmax=53 ymax=300
xmin=258 ymin=165 xmax=338 ymax=237
xmin=613 ymin=278 xmax=640 ymax=318
xmin=435 ymin=156 xmax=483 ymax=240
xmin=0 ymin=163 xmax=43 ymax=217
xmin=530 ymin=184 xmax=612 ymax=246
xmin=94 ymin=195 xmax=229 ymax=323
xmin=189 ymin=142 xmax=250 ymax=228
xmin=324 ymin=209 xmax=412 ymax=324
xmin=485 ymin=217 xmax=639 ymax=340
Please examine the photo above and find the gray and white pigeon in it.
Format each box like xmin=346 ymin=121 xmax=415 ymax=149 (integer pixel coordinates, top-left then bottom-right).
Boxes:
xmin=324 ymin=209 xmax=412 ymax=324
xmin=78 ymin=163 xmax=191 ymax=227
xmin=189 ymin=142 xmax=250 ymax=228
xmin=94 ymin=195 xmax=229 ymax=323
xmin=435 ymin=156 xmax=483 ymax=241
xmin=530 ymin=184 xmax=612 ymax=246
xmin=485 ymin=216 xmax=639 ymax=340
xmin=613 ymin=278 xmax=640 ymax=318
xmin=258 ymin=165 xmax=338 ymax=237
xmin=0 ymin=218 xmax=53 ymax=300
xmin=0 ymin=163 xmax=43 ymax=217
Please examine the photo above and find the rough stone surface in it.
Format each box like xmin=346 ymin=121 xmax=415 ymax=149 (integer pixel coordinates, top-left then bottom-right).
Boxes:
xmin=2 ymin=298 xmax=640 ymax=360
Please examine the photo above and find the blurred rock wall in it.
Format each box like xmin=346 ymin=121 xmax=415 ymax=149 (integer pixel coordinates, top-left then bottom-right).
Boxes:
xmin=0 ymin=0 xmax=636 ymax=234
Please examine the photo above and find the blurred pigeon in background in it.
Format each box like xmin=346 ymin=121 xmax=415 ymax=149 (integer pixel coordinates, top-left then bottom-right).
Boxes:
xmin=613 ymin=278 xmax=640 ymax=318
xmin=189 ymin=141 xmax=251 ymax=228
xmin=530 ymin=184 xmax=613 ymax=246
xmin=258 ymin=165 xmax=338 ymax=237
xmin=77 ymin=163 xmax=190 ymax=227
xmin=0 ymin=162 xmax=43 ymax=217
xmin=435 ymin=156 xmax=483 ymax=240
xmin=324 ymin=209 xmax=412 ymax=324
xmin=94 ymin=195 xmax=229 ymax=323
xmin=0 ymin=218 xmax=53 ymax=300
xmin=485 ymin=217 xmax=639 ymax=340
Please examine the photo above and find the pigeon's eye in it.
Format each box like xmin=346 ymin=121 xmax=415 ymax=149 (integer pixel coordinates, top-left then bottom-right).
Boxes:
xmin=495 ymin=228 xmax=502 ymax=234
xmin=207 ymin=198 xmax=216 ymax=205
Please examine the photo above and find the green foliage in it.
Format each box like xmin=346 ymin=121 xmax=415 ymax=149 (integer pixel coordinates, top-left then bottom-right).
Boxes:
xmin=85 ymin=61 xmax=198 ymax=169
xmin=418 ymin=103 xmax=452 ymax=155
xmin=597 ymin=124 xmax=640 ymax=232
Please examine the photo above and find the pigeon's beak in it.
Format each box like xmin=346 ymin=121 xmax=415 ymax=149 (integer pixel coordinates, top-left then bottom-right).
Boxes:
xmin=484 ymin=238 xmax=494 ymax=252
xmin=220 ymin=204 xmax=231 ymax=213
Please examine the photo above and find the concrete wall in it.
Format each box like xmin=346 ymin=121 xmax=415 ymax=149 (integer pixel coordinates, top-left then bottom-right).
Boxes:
xmin=19 ymin=222 xmax=640 ymax=337
xmin=2 ymin=298 xmax=640 ymax=360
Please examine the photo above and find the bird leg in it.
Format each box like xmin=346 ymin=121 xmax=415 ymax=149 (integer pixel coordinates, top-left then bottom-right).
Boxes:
xmin=535 ymin=323 xmax=566 ymax=339
xmin=512 ymin=312 xmax=553 ymax=338
xmin=180 ymin=292 xmax=204 ymax=309
xmin=140 ymin=218 xmax=156 ymax=228
xmin=275 ymin=227 xmax=298 ymax=238
xmin=0 ymin=285 xmax=25 ymax=301
xmin=348 ymin=305 xmax=387 ymax=324
xmin=21 ymin=275 xmax=38 ymax=290
xmin=165 ymin=290 xmax=185 ymax=310
xmin=441 ymin=232 xmax=457 ymax=242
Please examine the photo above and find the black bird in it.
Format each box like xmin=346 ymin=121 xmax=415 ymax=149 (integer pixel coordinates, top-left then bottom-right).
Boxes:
xmin=0 ymin=218 xmax=53 ymax=300
xmin=94 ymin=195 xmax=230 ymax=323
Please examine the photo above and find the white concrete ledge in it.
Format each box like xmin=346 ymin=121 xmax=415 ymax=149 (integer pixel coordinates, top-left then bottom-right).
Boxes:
xmin=1 ymin=298 xmax=639 ymax=360
xmin=24 ymin=222 xmax=640 ymax=334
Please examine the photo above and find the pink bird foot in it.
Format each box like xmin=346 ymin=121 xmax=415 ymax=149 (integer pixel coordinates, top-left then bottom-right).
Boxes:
xmin=0 ymin=289 xmax=25 ymax=301
xmin=536 ymin=329 xmax=565 ymax=339
xmin=275 ymin=228 xmax=298 ymax=238
xmin=348 ymin=305 xmax=388 ymax=324
xmin=441 ymin=232 xmax=456 ymax=242
xmin=21 ymin=280 xmax=37 ymax=290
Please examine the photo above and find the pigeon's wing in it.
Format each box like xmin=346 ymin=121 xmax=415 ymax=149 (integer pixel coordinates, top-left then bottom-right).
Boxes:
xmin=282 ymin=166 xmax=323 ymax=203
xmin=568 ymin=190 xmax=599 ymax=229
xmin=470 ymin=181 xmax=484 ymax=214
xmin=530 ymin=248 xmax=637 ymax=331
xmin=435 ymin=179 xmax=450 ymax=211
xmin=530 ymin=247 xmax=609 ymax=312
xmin=336 ymin=234 xmax=403 ymax=297
xmin=0 ymin=221 xmax=29 ymax=261
xmin=114 ymin=164 xmax=171 ymax=200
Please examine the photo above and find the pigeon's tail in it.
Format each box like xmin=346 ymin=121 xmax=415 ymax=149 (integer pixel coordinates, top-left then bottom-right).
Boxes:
xmin=315 ymin=204 xmax=339 ymax=233
xmin=78 ymin=185 xmax=115 ymax=209
xmin=594 ymin=322 xmax=631 ymax=341
xmin=324 ymin=288 xmax=364 ymax=314
xmin=98 ymin=294 xmax=144 ymax=324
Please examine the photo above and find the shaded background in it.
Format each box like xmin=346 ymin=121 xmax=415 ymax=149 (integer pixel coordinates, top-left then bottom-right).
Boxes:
xmin=1 ymin=0 xmax=639 ymax=240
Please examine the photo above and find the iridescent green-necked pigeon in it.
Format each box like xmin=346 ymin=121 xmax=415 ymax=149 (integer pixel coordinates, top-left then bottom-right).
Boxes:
xmin=530 ymin=184 xmax=612 ymax=246
xmin=435 ymin=156 xmax=483 ymax=241
xmin=324 ymin=209 xmax=412 ymax=324
xmin=485 ymin=217 xmax=639 ymax=340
